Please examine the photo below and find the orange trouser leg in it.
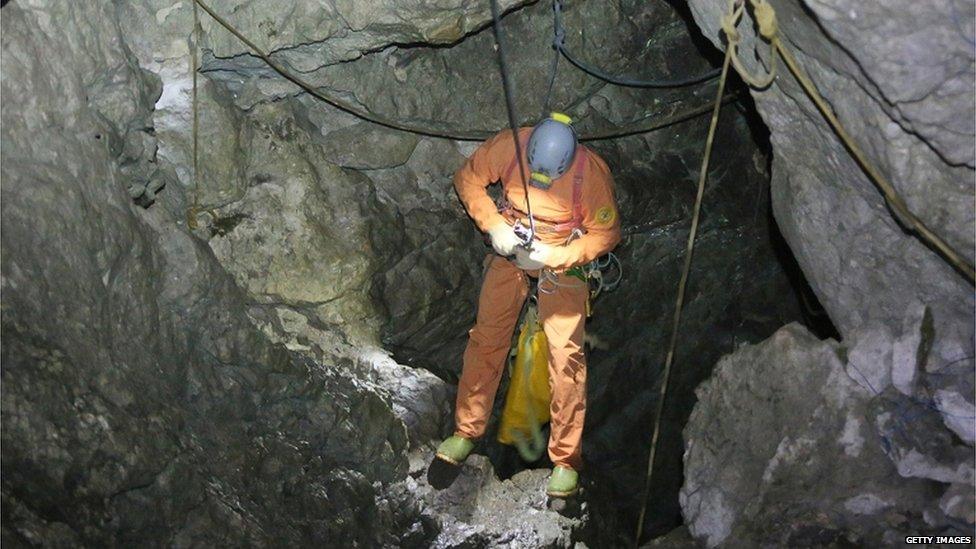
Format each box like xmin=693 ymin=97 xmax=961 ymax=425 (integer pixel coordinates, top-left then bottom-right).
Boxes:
xmin=455 ymin=255 xmax=529 ymax=440
xmin=538 ymin=272 xmax=589 ymax=470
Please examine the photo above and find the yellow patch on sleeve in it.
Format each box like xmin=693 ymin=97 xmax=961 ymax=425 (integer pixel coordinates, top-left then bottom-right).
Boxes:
xmin=595 ymin=205 xmax=616 ymax=226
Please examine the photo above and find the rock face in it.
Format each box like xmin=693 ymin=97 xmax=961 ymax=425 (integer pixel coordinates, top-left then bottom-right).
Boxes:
xmin=685 ymin=0 xmax=975 ymax=338
xmin=681 ymin=321 xmax=974 ymax=547
xmin=677 ymin=1 xmax=975 ymax=545
xmin=1 ymin=3 xmax=421 ymax=545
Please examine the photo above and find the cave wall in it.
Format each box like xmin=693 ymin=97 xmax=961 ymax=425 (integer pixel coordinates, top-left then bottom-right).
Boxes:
xmin=0 ymin=3 xmax=425 ymax=545
xmin=677 ymin=0 xmax=975 ymax=545
xmin=686 ymin=0 xmax=975 ymax=339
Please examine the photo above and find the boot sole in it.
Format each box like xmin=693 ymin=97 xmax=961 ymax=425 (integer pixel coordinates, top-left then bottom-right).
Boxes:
xmin=546 ymin=487 xmax=578 ymax=498
xmin=434 ymin=452 xmax=462 ymax=466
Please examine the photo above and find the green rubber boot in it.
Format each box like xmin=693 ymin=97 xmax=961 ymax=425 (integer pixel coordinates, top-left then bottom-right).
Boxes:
xmin=435 ymin=435 xmax=474 ymax=466
xmin=546 ymin=466 xmax=579 ymax=498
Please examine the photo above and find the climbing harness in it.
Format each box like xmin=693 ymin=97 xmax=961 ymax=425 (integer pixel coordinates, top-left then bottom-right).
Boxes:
xmin=491 ymin=0 xmax=537 ymax=247
xmin=499 ymin=133 xmax=622 ymax=310
xmin=548 ymin=252 xmax=622 ymax=318
xmin=552 ymin=0 xmax=722 ymax=88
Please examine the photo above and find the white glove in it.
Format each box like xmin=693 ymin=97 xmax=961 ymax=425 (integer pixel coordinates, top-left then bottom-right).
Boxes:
xmin=513 ymin=242 xmax=552 ymax=271
xmin=487 ymin=222 xmax=522 ymax=256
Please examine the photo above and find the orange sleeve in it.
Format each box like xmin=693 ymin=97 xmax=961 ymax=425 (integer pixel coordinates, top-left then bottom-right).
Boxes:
xmin=544 ymin=153 xmax=622 ymax=271
xmin=453 ymin=130 xmax=513 ymax=233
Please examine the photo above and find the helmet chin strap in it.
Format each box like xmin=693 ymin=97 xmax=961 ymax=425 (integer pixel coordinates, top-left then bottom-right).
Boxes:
xmin=490 ymin=0 xmax=536 ymax=249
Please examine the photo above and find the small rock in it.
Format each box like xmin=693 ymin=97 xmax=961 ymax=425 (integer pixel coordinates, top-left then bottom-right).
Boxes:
xmin=933 ymin=390 xmax=976 ymax=446
xmin=940 ymin=483 xmax=976 ymax=524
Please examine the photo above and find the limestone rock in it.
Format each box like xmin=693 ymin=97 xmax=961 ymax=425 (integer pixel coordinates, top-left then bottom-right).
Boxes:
xmin=202 ymin=101 xmax=398 ymax=341
xmin=932 ymin=389 xmax=976 ymax=445
xmin=891 ymin=303 xmax=933 ymax=396
xmin=680 ymin=323 xmax=964 ymax=547
xmin=875 ymin=393 xmax=975 ymax=486
xmin=121 ymin=0 xmax=527 ymax=68
xmin=321 ymin=122 xmax=420 ymax=170
xmin=940 ymin=483 xmax=976 ymax=524
xmin=846 ymin=324 xmax=896 ymax=393
xmin=402 ymin=454 xmax=587 ymax=548
xmin=1 ymin=2 xmax=419 ymax=544
xmin=685 ymin=0 xmax=975 ymax=342
xmin=248 ymin=304 xmax=455 ymax=449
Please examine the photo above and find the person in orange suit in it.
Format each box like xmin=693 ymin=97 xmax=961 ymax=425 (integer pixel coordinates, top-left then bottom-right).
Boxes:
xmin=434 ymin=113 xmax=621 ymax=498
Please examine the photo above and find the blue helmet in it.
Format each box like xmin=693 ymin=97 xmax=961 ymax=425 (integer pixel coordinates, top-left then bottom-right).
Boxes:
xmin=527 ymin=112 xmax=577 ymax=189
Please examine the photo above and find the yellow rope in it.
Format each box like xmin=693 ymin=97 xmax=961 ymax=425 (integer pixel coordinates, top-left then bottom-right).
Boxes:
xmin=774 ymin=41 xmax=975 ymax=283
xmin=725 ymin=0 xmax=973 ymax=283
xmin=187 ymin=0 xmax=201 ymax=230
xmin=635 ymin=3 xmax=973 ymax=544
xmin=633 ymin=45 xmax=734 ymax=547
xmin=722 ymin=0 xmax=778 ymax=89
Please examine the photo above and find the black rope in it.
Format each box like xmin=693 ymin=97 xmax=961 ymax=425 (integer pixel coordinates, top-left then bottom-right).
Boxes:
xmin=490 ymin=0 xmax=537 ymax=243
xmin=541 ymin=0 xmax=562 ymax=116
xmin=192 ymin=0 xmax=735 ymax=142
xmin=553 ymin=0 xmax=721 ymax=88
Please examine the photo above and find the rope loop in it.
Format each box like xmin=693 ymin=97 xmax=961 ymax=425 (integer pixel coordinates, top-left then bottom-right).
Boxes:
xmin=722 ymin=0 xmax=778 ymax=89
xmin=719 ymin=2 xmax=742 ymax=45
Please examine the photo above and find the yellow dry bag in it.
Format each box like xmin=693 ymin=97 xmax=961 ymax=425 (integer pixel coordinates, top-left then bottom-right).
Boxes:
xmin=497 ymin=304 xmax=551 ymax=461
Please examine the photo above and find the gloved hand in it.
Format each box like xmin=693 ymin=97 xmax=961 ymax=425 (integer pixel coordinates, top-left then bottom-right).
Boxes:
xmin=487 ymin=222 xmax=523 ymax=256
xmin=513 ymin=242 xmax=552 ymax=271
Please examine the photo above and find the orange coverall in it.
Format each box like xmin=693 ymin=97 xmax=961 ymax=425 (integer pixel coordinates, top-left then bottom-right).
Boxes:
xmin=453 ymin=128 xmax=621 ymax=470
